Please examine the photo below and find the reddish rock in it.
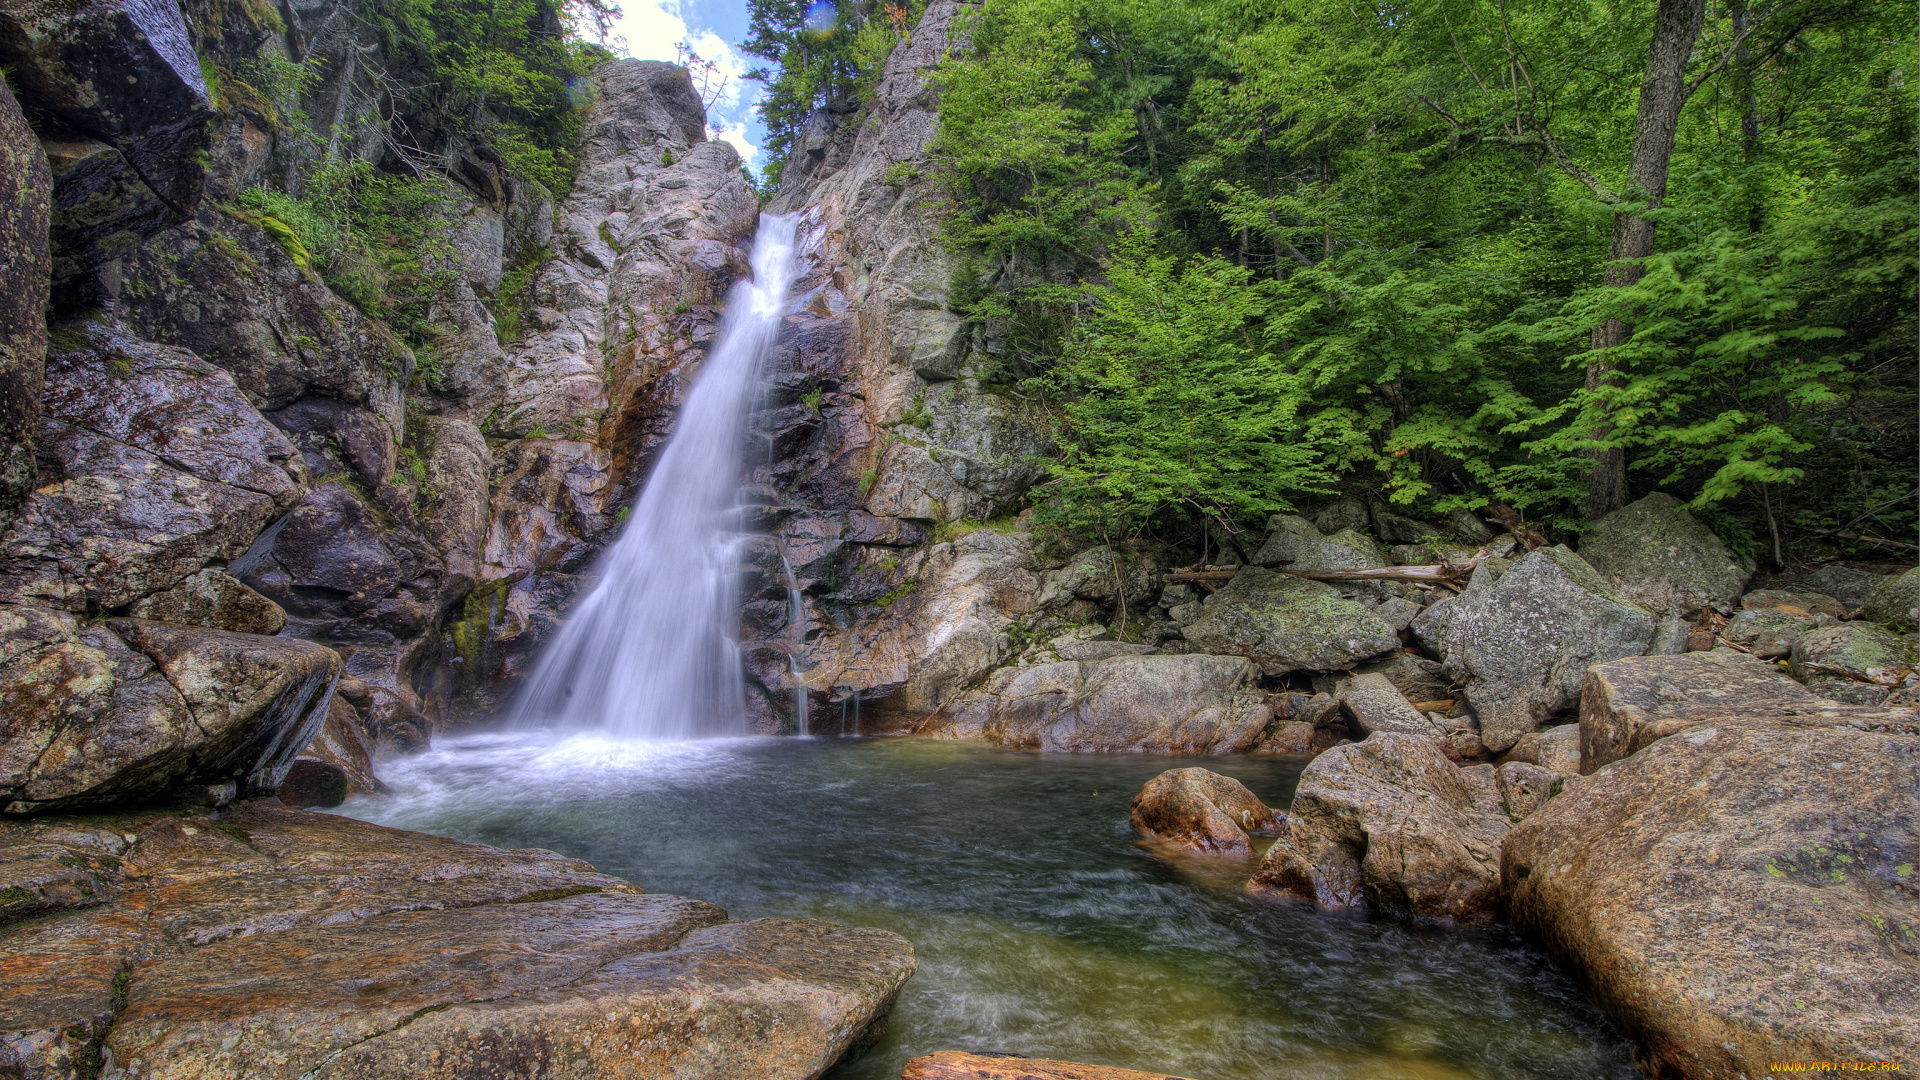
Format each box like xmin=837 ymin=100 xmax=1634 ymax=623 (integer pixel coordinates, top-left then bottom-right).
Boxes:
xmin=1130 ymin=768 xmax=1281 ymax=855
xmin=903 ymin=1051 xmax=1195 ymax=1080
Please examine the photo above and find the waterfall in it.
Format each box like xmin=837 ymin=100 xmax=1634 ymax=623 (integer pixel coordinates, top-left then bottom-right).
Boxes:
xmin=507 ymin=213 xmax=801 ymax=739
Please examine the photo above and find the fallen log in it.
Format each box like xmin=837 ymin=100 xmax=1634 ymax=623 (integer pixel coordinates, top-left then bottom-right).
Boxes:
xmin=1168 ymin=555 xmax=1488 ymax=586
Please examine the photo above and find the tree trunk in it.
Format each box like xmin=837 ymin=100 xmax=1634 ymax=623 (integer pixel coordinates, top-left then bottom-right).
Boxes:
xmin=1581 ymin=0 xmax=1707 ymax=521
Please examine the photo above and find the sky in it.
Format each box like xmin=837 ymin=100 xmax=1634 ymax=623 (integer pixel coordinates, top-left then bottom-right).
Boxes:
xmin=597 ymin=0 xmax=770 ymax=174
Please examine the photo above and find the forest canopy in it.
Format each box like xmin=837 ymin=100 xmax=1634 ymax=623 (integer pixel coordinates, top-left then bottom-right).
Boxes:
xmin=748 ymin=0 xmax=1914 ymax=562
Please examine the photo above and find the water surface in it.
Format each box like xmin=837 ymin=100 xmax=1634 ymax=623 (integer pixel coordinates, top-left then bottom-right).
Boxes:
xmin=341 ymin=734 xmax=1638 ymax=1080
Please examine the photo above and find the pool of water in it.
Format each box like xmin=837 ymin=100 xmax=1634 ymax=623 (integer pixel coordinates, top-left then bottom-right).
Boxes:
xmin=338 ymin=732 xmax=1638 ymax=1080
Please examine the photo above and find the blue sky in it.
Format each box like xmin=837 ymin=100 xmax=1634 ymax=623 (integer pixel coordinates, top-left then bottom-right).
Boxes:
xmin=598 ymin=0 xmax=770 ymax=173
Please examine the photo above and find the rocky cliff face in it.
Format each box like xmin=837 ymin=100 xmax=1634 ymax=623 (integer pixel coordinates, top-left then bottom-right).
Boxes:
xmin=0 ymin=0 xmax=759 ymax=788
xmin=741 ymin=1 xmax=1058 ymax=732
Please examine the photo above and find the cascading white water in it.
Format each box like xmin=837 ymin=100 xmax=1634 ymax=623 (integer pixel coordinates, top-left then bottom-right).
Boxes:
xmin=507 ymin=213 xmax=801 ymax=739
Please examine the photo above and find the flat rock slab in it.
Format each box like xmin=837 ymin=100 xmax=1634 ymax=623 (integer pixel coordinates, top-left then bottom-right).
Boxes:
xmin=903 ymin=1052 xmax=1195 ymax=1080
xmin=1503 ymin=721 xmax=1919 ymax=1078
xmin=0 ymin=801 xmax=913 ymax=1080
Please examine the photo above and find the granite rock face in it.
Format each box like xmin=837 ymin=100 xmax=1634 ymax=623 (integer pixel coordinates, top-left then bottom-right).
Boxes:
xmin=1578 ymin=650 xmax=1845 ymax=772
xmin=0 ymin=802 xmax=915 ymax=1080
xmin=1576 ymin=493 xmax=1754 ymax=613
xmin=0 ymin=611 xmax=338 ymax=813
xmin=0 ymin=80 xmax=50 ymax=527
xmin=1180 ymin=568 xmax=1401 ymax=676
xmin=126 ymin=568 xmax=287 ymax=636
xmin=1436 ymin=546 xmax=1655 ymax=752
xmin=1130 ymin=767 xmax=1281 ymax=855
xmin=0 ymin=327 xmax=307 ymax=612
xmin=1503 ymin=722 xmax=1919 ymax=1078
xmin=1247 ymin=732 xmax=1513 ymax=923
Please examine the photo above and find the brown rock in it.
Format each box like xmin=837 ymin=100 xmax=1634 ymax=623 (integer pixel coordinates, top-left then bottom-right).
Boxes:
xmin=1253 ymin=720 xmax=1316 ymax=755
xmin=276 ymin=694 xmax=384 ymax=809
xmin=903 ymin=1051 xmax=1195 ymax=1080
xmin=127 ymin=567 xmax=288 ymax=635
xmin=1502 ymin=721 xmax=1919 ymax=1077
xmin=0 ymin=802 xmax=915 ymax=1080
xmin=942 ymin=653 xmax=1273 ymax=754
xmin=1575 ymin=650 xmax=1917 ymax=773
xmin=1247 ymin=732 xmax=1511 ymax=923
xmin=1740 ymin=589 xmax=1848 ymax=620
xmin=1130 ymin=768 xmax=1281 ymax=855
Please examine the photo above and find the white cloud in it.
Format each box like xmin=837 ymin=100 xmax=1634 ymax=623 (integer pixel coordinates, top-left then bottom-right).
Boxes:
xmin=712 ymin=120 xmax=759 ymax=168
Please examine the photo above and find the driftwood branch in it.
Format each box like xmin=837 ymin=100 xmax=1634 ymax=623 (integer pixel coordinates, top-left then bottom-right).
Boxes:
xmin=1168 ymin=554 xmax=1489 ymax=586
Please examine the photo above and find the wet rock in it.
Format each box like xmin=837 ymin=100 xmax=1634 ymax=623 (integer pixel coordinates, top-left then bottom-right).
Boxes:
xmin=1255 ymin=720 xmax=1316 ymax=755
xmin=0 ymin=80 xmax=49 ymax=527
xmin=1789 ymin=623 xmax=1915 ymax=705
xmin=950 ymin=654 xmax=1272 ymax=754
xmin=1248 ymin=732 xmax=1510 ymax=923
xmin=0 ymin=611 xmax=337 ymax=813
xmin=1792 ymin=564 xmax=1893 ymax=609
xmin=0 ymin=802 xmax=915 ymax=1080
xmin=904 ymin=1052 xmax=1195 ymax=1080
xmin=1576 ymin=493 xmax=1754 ymax=613
xmin=1337 ymin=672 xmax=1438 ymax=738
xmin=0 ymin=0 xmax=215 ymax=278
xmin=1314 ymin=497 xmax=1370 ymax=535
xmin=1436 ymin=546 xmax=1655 ymax=752
xmin=0 ymin=328 xmax=307 ymax=611
xmin=1180 ymin=567 xmax=1400 ymax=676
xmin=277 ymin=694 xmax=383 ymax=808
xmin=1130 ymin=767 xmax=1281 ymax=855
xmin=1502 ymin=722 xmax=1919 ymax=1077
xmin=1857 ymin=565 xmax=1920 ymax=630
xmin=127 ymin=567 xmax=287 ymax=635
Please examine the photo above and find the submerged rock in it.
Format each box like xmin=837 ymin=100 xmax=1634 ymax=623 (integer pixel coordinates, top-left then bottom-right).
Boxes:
xmin=1247 ymin=732 xmax=1513 ymax=923
xmin=1180 ymin=567 xmax=1400 ymax=676
xmin=904 ymin=1053 xmax=1195 ymax=1080
xmin=1575 ymin=492 xmax=1754 ymax=613
xmin=0 ymin=801 xmax=915 ymax=1080
xmin=1503 ymin=721 xmax=1919 ymax=1077
xmin=1130 ymin=767 xmax=1281 ymax=855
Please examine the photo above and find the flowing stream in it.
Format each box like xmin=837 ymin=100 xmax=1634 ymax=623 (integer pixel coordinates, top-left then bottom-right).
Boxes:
xmin=505 ymin=213 xmax=802 ymax=739
xmin=342 ymin=735 xmax=1638 ymax=1080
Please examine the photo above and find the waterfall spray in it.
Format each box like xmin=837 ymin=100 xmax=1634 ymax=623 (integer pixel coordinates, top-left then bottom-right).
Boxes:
xmin=507 ymin=213 xmax=802 ymax=739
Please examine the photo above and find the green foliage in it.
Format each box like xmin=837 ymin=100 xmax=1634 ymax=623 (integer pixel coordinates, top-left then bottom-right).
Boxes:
xmin=235 ymin=158 xmax=463 ymax=347
xmin=493 ymin=246 xmax=550 ymax=345
xmin=920 ymin=0 xmax=1913 ymax=551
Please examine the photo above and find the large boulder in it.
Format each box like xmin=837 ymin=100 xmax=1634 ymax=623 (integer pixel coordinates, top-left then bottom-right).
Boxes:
xmin=0 ymin=327 xmax=307 ymax=612
xmin=935 ymin=653 xmax=1272 ymax=754
xmin=1575 ymin=493 xmax=1754 ymax=613
xmin=1336 ymin=671 xmax=1440 ymax=738
xmin=1436 ymin=546 xmax=1656 ymax=752
xmin=1129 ymin=767 xmax=1280 ymax=855
xmin=1580 ymin=650 xmax=1833 ymax=773
xmin=0 ymin=802 xmax=916 ymax=1079
xmin=1793 ymin=564 xmax=1892 ymax=609
xmin=1180 ymin=567 xmax=1400 ymax=676
xmin=0 ymin=0 xmax=215 ymax=277
xmin=1789 ymin=623 xmax=1915 ymax=705
xmin=0 ymin=611 xmax=338 ymax=813
xmin=904 ymin=1053 xmax=1194 ymax=1080
xmin=0 ymin=80 xmax=50 ymax=526
xmin=1857 ymin=565 xmax=1920 ymax=630
xmin=1503 ymin=722 xmax=1919 ymax=1077
xmin=1246 ymin=732 xmax=1514 ymax=923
